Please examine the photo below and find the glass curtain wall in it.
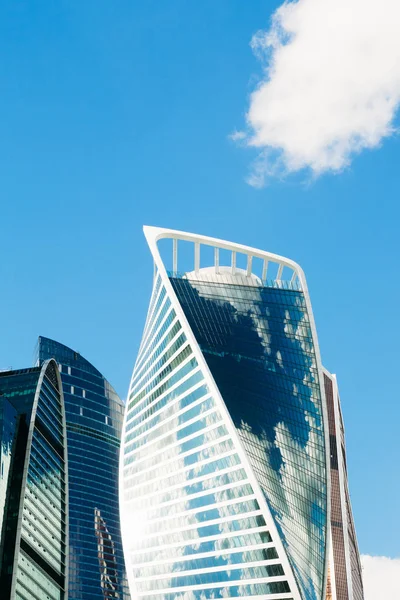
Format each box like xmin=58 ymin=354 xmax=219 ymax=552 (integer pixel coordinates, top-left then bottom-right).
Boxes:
xmin=170 ymin=272 xmax=328 ymax=600
xmin=37 ymin=337 xmax=129 ymax=600
xmin=0 ymin=360 xmax=68 ymax=600
xmin=121 ymin=271 xmax=293 ymax=600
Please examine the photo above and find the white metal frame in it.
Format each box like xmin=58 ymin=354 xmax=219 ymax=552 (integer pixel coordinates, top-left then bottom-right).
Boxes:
xmin=145 ymin=226 xmax=302 ymax=288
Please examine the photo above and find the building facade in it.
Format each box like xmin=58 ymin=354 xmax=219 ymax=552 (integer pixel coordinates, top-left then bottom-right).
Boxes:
xmin=120 ymin=227 xmax=353 ymax=600
xmin=323 ymin=371 xmax=364 ymax=600
xmin=0 ymin=359 xmax=68 ymax=600
xmin=37 ymin=337 xmax=129 ymax=599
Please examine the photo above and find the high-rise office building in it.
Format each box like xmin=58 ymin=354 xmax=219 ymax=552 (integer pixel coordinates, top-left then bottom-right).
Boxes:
xmin=120 ymin=227 xmax=363 ymax=600
xmin=37 ymin=337 xmax=129 ymax=599
xmin=323 ymin=371 xmax=364 ymax=600
xmin=0 ymin=359 xmax=68 ymax=600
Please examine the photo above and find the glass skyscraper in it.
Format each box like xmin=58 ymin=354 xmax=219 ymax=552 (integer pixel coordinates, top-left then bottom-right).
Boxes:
xmin=120 ymin=226 xmax=365 ymax=600
xmin=323 ymin=371 xmax=364 ymax=600
xmin=37 ymin=337 xmax=129 ymax=599
xmin=0 ymin=359 xmax=68 ymax=600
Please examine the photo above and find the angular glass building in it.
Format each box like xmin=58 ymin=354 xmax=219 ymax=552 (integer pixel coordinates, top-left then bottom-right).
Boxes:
xmin=323 ymin=371 xmax=364 ymax=600
xmin=121 ymin=227 xmax=364 ymax=600
xmin=120 ymin=226 xmax=363 ymax=600
xmin=37 ymin=337 xmax=130 ymax=599
xmin=0 ymin=359 xmax=68 ymax=600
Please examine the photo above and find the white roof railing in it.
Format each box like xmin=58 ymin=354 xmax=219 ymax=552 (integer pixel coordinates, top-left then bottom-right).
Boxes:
xmin=143 ymin=225 xmax=305 ymax=291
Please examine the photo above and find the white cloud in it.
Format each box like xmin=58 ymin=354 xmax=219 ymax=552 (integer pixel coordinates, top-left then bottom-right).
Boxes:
xmin=239 ymin=0 xmax=400 ymax=186
xmin=229 ymin=129 xmax=246 ymax=142
xmin=361 ymin=555 xmax=400 ymax=600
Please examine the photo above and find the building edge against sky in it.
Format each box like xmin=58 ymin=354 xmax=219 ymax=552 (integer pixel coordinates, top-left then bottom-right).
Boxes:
xmin=37 ymin=337 xmax=130 ymax=599
xmin=323 ymin=370 xmax=364 ymax=600
xmin=119 ymin=226 xmax=363 ymax=600
xmin=0 ymin=359 xmax=68 ymax=600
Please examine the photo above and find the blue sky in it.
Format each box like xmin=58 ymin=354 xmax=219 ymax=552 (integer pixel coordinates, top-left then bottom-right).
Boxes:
xmin=1 ymin=0 xmax=399 ymax=568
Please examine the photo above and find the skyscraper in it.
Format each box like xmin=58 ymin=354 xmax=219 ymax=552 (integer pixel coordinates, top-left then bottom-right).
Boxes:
xmin=323 ymin=370 xmax=364 ymax=600
xmin=120 ymin=226 xmax=364 ymax=600
xmin=0 ymin=359 xmax=68 ymax=600
xmin=37 ymin=337 xmax=129 ymax=599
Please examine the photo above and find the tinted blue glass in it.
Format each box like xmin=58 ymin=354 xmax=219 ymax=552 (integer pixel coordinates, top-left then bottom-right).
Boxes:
xmin=137 ymin=564 xmax=288 ymax=592
xmin=132 ymin=323 xmax=184 ymax=390
xmin=130 ymin=529 xmax=273 ymax=565
xmin=0 ymin=397 xmax=18 ymax=544
xmin=125 ymin=384 xmax=209 ymax=442
xmin=0 ymin=362 xmax=68 ymax=599
xmin=155 ymin=582 xmax=292 ymax=600
xmin=171 ymin=277 xmax=328 ymax=600
xmin=126 ymin=370 xmax=204 ymax=431
xmin=38 ymin=337 xmax=130 ymax=600
xmin=122 ymin=270 xmax=298 ymax=600
xmin=134 ymin=545 xmax=281 ymax=578
xmin=124 ymin=434 xmax=234 ymax=487
xmin=128 ymin=352 xmax=196 ymax=412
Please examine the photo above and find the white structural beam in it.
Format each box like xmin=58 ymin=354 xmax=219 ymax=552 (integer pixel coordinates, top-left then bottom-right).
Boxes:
xmin=172 ymin=239 xmax=178 ymax=274
xmin=214 ymin=247 xmax=219 ymax=274
xmin=262 ymin=259 xmax=268 ymax=282
xmin=194 ymin=242 xmax=200 ymax=273
xmin=246 ymin=255 xmax=253 ymax=277
xmin=231 ymin=251 xmax=236 ymax=274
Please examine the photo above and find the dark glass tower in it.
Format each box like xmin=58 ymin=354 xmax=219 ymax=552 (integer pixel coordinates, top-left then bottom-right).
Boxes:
xmin=168 ymin=276 xmax=328 ymax=600
xmin=0 ymin=359 xmax=68 ymax=600
xmin=324 ymin=371 xmax=364 ymax=600
xmin=37 ymin=337 xmax=129 ymax=600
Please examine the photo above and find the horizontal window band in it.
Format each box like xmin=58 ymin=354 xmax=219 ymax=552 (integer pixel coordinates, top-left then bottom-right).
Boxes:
xmin=139 ymin=595 xmax=293 ymax=600
xmin=123 ymin=420 xmax=226 ymax=466
xmin=141 ymin=281 xmax=166 ymax=336
xmin=123 ymin=406 xmax=220 ymax=457
xmin=135 ymin=304 xmax=175 ymax=368
xmin=137 ymin=574 xmax=288 ymax=596
xmin=129 ymin=348 xmax=194 ymax=406
xmin=124 ymin=460 xmax=243 ymax=506
xmin=135 ymin=305 xmax=175 ymax=374
xmin=131 ymin=336 xmax=190 ymax=400
xmin=132 ymin=493 xmax=258 ymax=527
xmin=126 ymin=525 xmax=271 ymax=555
xmin=124 ymin=393 xmax=214 ymax=449
xmin=125 ymin=370 xmax=204 ymax=429
xmin=66 ymin=422 xmax=120 ymax=447
xmin=133 ymin=508 xmax=263 ymax=542
xmin=134 ymin=558 xmax=284 ymax=582
xmin=123 ymin=448 xmax=238 ymax=490
xmin=130 ymin=540 xmax=277 ymax=568
xmin=131 ymin=325 xmax=185 ymax=393
xmin=122 ymin=433 xmax=233 ymax=482
xmin=20 ymin=540 xmax=65 ymax=588
xmin=124 ymin=463 xmax=245 ymax=505
xmin=128 ymin=353 xmax=198 ymax=413
xmin=124 ymin=387 xmax=211 ymax=442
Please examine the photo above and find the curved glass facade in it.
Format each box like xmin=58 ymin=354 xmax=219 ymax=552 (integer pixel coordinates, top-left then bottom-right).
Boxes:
xmin=170 ymin=273 xmax=328 ymax=600
xmin=120 ymin=228 xmax=331 ymax=600
xmin=37 ymin=337 xmax=130 ymax=600
xmin=0 ymin=360 xmax=68 ymax=600
xmin=122 ymin=273 xmax=293 ymax=600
